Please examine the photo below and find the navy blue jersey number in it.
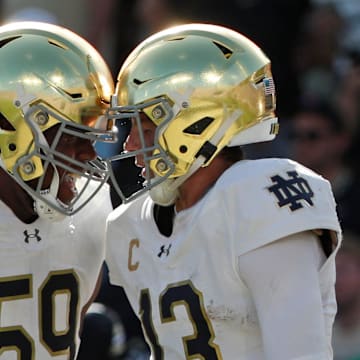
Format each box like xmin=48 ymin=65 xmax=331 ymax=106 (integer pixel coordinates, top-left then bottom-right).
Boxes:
xmin=140 ymin=280 xmax=222 ymax=359
xmin=0 ymin=271 xmax=79 ymax=359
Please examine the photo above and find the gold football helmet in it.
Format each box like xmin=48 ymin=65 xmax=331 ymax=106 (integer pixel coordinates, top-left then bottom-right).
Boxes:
xmin=108 ymin=23 xmax=278 ymax=205
xmin=0 ymin=21 xmax=115 ymax=219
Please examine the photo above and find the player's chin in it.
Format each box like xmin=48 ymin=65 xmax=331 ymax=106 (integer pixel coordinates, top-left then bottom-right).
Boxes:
xmin=57 ymin=188 xmax=77 ymax=206
xmin=57 ymin=188 xmax=77 ymax=205
xmin=57 ymin=174 xmax=78 ymax=205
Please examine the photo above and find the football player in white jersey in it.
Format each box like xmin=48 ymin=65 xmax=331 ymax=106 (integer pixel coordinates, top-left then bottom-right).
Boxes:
xmin=105 ymin=24 xmax=342 ymax=359
xmin=0 ymin=22 xmax=116 ymax=359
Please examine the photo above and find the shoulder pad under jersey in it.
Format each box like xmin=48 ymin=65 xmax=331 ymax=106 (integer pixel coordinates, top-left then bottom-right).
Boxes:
xmin=215 ymin=158 xmax=341 ymax=255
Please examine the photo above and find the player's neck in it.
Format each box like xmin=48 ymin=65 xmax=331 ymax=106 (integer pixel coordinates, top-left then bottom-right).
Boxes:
xmin=175 ymin=156 xmax=233 ymax=212
xmin=0 ymin=168 xmax=38 ymax=224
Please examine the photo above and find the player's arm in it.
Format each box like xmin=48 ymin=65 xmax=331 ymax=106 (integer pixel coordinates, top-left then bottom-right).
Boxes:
xmin=238 ymin=231 xmax=333 ymax=360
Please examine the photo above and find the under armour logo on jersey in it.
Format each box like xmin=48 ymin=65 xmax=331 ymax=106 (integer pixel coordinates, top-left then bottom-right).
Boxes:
xmin=24 ymin=229 xmax=41 ymax=243
xmin=268 ymin=170 xmax=314 ymax=211
xmin=158 ymin=244 xmax=172 ymax=258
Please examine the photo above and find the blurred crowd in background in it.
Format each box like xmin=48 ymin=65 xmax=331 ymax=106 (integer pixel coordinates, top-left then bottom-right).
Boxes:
xmin=1 ymin=1 xmax=360 ymax=359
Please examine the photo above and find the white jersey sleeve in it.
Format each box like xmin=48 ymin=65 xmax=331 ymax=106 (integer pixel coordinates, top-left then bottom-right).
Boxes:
xmin=238 ymin=231 xmax=336 ymax=360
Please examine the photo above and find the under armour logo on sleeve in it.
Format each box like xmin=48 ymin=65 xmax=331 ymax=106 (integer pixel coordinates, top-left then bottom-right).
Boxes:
xmin=268 ymin=170 xmax=314 ymax=211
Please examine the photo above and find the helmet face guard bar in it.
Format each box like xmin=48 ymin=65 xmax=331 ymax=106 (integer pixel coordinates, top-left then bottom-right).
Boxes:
xmin=11 ymin=104 xmax=112 ymax=216
xmin=106 ymin=98 xmax=176 ymax=203
xmin=32 ymin=102 xmax=118 ymax=144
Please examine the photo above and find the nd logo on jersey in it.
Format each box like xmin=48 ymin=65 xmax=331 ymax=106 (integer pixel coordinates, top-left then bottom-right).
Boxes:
xmin=268 ymin=170 xmax=314 ymax=211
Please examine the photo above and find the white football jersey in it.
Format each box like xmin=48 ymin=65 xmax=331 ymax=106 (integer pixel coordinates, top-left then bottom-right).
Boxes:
xmin=0 ymin=183 xmax=112 ymax=360
xmin=106 ymin=158 xmax=342 ymax=360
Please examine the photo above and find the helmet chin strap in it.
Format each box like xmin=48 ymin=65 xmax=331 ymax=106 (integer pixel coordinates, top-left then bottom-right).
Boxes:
xmin=33 ymin=167 xmax=66 ymax=222
xmin=150 ymin=109 xmax=242 ymax=206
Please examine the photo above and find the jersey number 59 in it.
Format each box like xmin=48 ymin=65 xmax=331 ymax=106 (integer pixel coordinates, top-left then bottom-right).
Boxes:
xmin=0 ymin=270 xmax=79 ymax=359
